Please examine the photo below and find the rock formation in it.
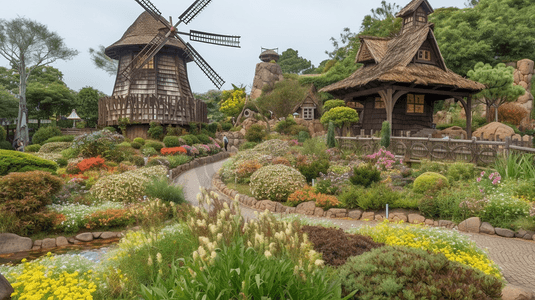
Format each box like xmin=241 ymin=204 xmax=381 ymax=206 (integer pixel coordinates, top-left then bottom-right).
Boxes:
xmin=250 ymin=49 xmax=284 ymax=100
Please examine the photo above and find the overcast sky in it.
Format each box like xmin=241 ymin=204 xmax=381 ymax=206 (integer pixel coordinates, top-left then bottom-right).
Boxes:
xmin=0 ymin=0 xmax=467 ymax=95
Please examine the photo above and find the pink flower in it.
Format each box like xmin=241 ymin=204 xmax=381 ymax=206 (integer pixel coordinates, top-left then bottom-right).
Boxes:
xmin=476 ymin=177 xmax=481 ymax=182
xmin=480 ymin=171 xmax=485 ymax=176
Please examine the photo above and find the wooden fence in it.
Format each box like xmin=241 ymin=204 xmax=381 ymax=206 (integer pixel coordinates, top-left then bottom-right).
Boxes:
xmin=98 ymin=94 xmax=208 ymax=126
xmin=337 ymin=135 xmax=535 ymax=165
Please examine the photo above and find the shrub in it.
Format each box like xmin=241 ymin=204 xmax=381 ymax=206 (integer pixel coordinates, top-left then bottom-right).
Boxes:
xmin=131 ymin=141 xmax=142 ymax=149
xmin=43 ymin=135 xmax=75 ymax=144
xmin=118 ymin=141 xmax=131 ymax=148
xmin=272 ymin=156 xmax=290 ymax=166
xmin=72 ymin=129 xmax=124 ymax=158
xmin=56 ymin=157 xmax=68 ymax=167
xmin=380 ymin=121 xmax=390 ymax=148
xmin=513 ymin=178 xmax=535 ymax=202
xmin=326 ymin=121 xmax=336 ymax=148
xmin=133 ymin=137 xmax=145 ymax=145
xmin=90 ymin=166 xmax=167 ymax=202
xmin=274 ymin=117 xmax=297 ymax=134
xmin=338 ymin=246 xmax=503 ymax=299
xmin=104 ymin=126 xmax=116 ymax=132
xmin=130 ymin=155 xmax=145 ymax=167
xmin=323 ymin=99 xmax=346 ymax=112
xmin=239 ymin=141 xmax=257 ymax=151
xmin=446 ymin=161 xmax=476 ymax=181
xmin=413 ymin=172 xmax=449 ymax=194
xmin=235 ymin=160 xmax=262 ymax=182
xmin=25 ymin=144 xmax=41 ymax=152
xmin=147 ymin=122 xmax=164 ymax=140
xmin=180 ymin=134 xmax=200 ymax=145
xmin=245 ymin=124 xmax=266 ymax=143
xmin=144 ymin=176 xmax=186 ymax=204
xmin=166 ymin=154 xmax=191 ymax=168
xmin=297 ymin=130 xmax=310 ymax=142
xmin=84 ymin=208 xmax=135 ymax=230
xmin=38 ymin=142 xmax=72 ymax=153
xmin=252 ymin=139 xmax=290 ymax=157
xmin=250 ymin=164 xmax=306 ymax=202
xmin=141 ymin=147 xmax=158 ymax=157
xmin=479 ymin=194 xmax=530 ymax=229
xmin=0 ymin=171 xmax=63 ymax=214
xmin=301 ymin=137 xmax=328 ymax=158
xmin=31 ymin=126 xmax=62 ymax=145
xmin=196 ymin=134 xmax=211 ymax=144
xmin=0 ymin=140 xmax=13 ymax=150
xmin=165 ymin=125 xmax=183 ymax=136
xmin=146 ymin=156 xmax=170 ymax=168
xmin=298 ymin=159 xmax=329 ymax=183
xmin=221 ymin=122 xmax=232 ymax=131
xmin=60 ymin=147 xmax=79 ymax=160
xmin=287 ymin=186 xmax=317 ymax=206
xmin=161 ymin=147 xmax=187 ymax=156
xmin=314 ymin=193 xmax=340 ymax=209
xmin=349 ymin=164 xmax=381 ymax=187
xmin=0 ymin=150 xmax=58 ymax=175
xmin=163 ymin=136 xmax=180 ymax=148
xmin=144 ymin=141 xmax=164 ymax=152
xmin=412 ymin=159 xmax=447 ymax=177
xmin=301 ymin=225 xmax=384 ymax=266
xmin=340 ymin=184 xmax=402 ymax=210
xmin=0 ymin=125 xmax=5 ymax=141
xmin=77 ymin=156 xmax=106 ymax=172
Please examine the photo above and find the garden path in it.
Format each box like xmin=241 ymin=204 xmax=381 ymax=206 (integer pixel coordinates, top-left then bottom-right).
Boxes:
xmin=175 ymin=158 xmax=535 ymax=293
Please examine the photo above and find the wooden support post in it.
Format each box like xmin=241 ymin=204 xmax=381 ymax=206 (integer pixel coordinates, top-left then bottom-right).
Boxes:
xmin=466 ymin=95 xmax=472 ymax=139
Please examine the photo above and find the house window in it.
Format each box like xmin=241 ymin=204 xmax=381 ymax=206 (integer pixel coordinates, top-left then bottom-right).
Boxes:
xmin=404 ymin=16 xmax=413 ymax=24
xmin=303 ymin=107 xmax=314 ymax=120
xmin=406 ymin=94 xmax=425 ymax=114
xmin=142 ymin=58 xmax=155 ymax=69
xmin=374 ymin=97 xmax=385 ymax=109
xmin=418 ymin=50 xmax=431 ymax=61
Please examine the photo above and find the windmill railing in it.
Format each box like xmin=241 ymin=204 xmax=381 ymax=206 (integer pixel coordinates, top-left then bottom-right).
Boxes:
xmin=98 ymin=94 xmax=207 ymax=126
xmin=337 ymin=134 xmax=535 ymax=166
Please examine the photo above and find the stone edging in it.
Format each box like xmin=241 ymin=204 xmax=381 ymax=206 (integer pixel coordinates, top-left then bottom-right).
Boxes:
xmin=211 ymin=174 xmax=535 ymax=242
xmin=169 ymin=151 xmax=232 ymax=181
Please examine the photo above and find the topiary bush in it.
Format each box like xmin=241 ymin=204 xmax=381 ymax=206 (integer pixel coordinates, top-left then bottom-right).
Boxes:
xmin=413 ymin=172 xmax=449 ymax=194
xmin=380 ymin=121 xmax=390 ymax=148
xmin=25 ymin=144 xmax=41 ymax=153
xmin=301 ymin=225 xmax=384 ymax=266
xmin=31 ymin=126 xmax=63 ymax=145
xmin=38 ymin=142 xmax=72 ymax=153
xmin=249 ymin=164 xmax=306 ymax=202
xmin=131 ymin=141 xmax=142 ymax=149
xmin=326 ymin=121 xmax=336 ymax=148
xmin=297 ymin=130 xmax=310 ymax=143
xmin=147 ymin=122 xmax=164 ymax=140
xmin=349 ymin=164 xmax=381 ymax=187
xmin=43 ymin=135 xmax=75 ymax=144
xmin=163 ymin=136 xmax=180 ymax=148
xmin=338 ymin=246 xmax=503 ymax=299
xmin=0 ymin=150 xmax=58 ymax=175
xmin=133 ymin=137 xmax=145 ymax=145
xmin=144 ymin=141 xmax=164 ymax=152
xmin=245 ymin=124 xmax=266 ymax=143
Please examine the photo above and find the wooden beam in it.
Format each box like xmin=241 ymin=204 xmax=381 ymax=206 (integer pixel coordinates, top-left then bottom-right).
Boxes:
xmin=342 ymin=85 xmax=393 ymax=99
xmin=392 ymin=85 xmax=472 ymax=97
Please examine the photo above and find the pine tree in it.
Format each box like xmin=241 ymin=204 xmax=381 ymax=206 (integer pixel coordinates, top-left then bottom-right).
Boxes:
xmin=327 ymin=121 xmax=336 ymax=148
xmin=380 ymin=121 xmax=391 ymax=148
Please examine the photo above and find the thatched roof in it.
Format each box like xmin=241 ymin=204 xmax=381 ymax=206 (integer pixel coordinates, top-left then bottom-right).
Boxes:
xmin=292 ymin=85 xmax=320 ymax=113
xmin=396 ymin=0 xmax=433 ymax=17
xmin=259 ymin=49 xmax=280 ymax=62
xmin=105 ymin=12 xmax=186 ymax=60
xmin=321 ymin=24 xmax=485 ymax=96
xmin=356 ymin=36 xmax=389 ymax=64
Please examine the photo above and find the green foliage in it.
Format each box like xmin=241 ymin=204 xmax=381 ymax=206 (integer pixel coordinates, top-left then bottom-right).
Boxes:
xmin=195 ymin=90 xmax=225 ymax=122
xmin=72 ymin=129 xmax=124 ymax=160
xmin=323 ymin=99 xmax=346 ymax=112
xmin=250 ymin=164 xmax=307 ymax=202
xmin=180 ymin=134 xmax=201 ymax=146
xmin=340 ymin=184 xmax=401 ymax=210
xmin=76 ymin=87 xmax=103 ymax=127
xmin=255 ymin=79 xmax=309 ymax=119
xmin=0 ymin=149 xmax=57 ymax=175
xmin=144 ymin=141 xmax=164 ymax=152
xmin=300 ymin=54 xmax=358 ymax=90
xmin=413 ymin=172 xmax=450 ymax=194
xmin=298 ymin=159 xmax=330 ymax=183
xmin=196 ymin=134 xmax=211 ymax=144
xmin=43 ymin=135 xmax=74 ymax=144
xmin=25 ymin=144 xmax=41 ymax=152
xmin=338 ymin=246 xmax=503 ymax=299
xmin=327 ymin=121 xmax=336 ymax=148
xmin=104 ymin=126 xmax=116 ymax=133
xmin=0 ymin=125 xmax=6 ymax=141
xmin=278 ymin=48 xmax=313 ymax=74
xmin=38 ymin=142 xmax=71 ymax=153
xmin=163 ymin=136 xmax=179 ymax=148
xmin=133 ymin=137 xmax=145 ymax=145
xmin=412 ymin=160 xmax=447 ymax=177
xmin=494 ymin=152 xmax=535 ymax=180
xmin=239 ymin=141 xmax=258 ymax=151
xmin=349 ymin=164 xmax=381 ymax=188
xmin=298 ymin=131 xmax=310 ymax=142
xmin=301 ymin=137 xmax=328 ymax=159
xmin=144 ymin=176 xmax=186 ymax=204
xmin=32 ymin=126 xmax=62 ymax=145
xmin=274 ymin=117 xmax=297 ymax=134
xmin=245 ymin=124 xmax=266 ymax=143
xmin=0 ymin=141 xmax=13 ymax=150
xmin=60 ymin=147 xmax=79 ymax=160
xmin=219 ymin=85 xmax=246 ymax=118
xmin=446 ymin=162 xmax=476 ymax=182
xmin=418 ymin=183 xmax=484 ymax=221
xmin=147 ymin=122 xmax=164 ymax=140
xmin=513 ymin=178 xmax=535 ymax=202
xmin=380 ymin=121 xmax=390 ymax=148
xmin=129 ymin=155 xmax=145 ymax=167
xmin=167 ymin=154 xmax=192 ymax=169
xmin=56 ymin=157 xmax=68 ymax=167
xmin=130 ymin=141 xmax=142 ymax=149
xmin=221 ymin=122 xmax=232 ymax=131
xmin=468 ymin=62 xmax=525 ymax=122
xmin=146 ymin=156 xmax=169 ymax=168
xmin=26 ymin=81 xmax=75 ymax=121
xmin=0 ymin=86 xmax=19 ymax=119
xmin=320 ymin=106 xmax=359 ymax=128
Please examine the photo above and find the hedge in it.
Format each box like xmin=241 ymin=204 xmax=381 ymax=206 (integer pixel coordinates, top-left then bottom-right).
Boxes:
xmin=0 ymin=150 xmax=58 ymax=176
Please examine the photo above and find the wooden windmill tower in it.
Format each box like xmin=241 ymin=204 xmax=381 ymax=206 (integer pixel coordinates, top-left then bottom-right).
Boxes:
xmin=98 ymin=0 xmax=240 ymax=137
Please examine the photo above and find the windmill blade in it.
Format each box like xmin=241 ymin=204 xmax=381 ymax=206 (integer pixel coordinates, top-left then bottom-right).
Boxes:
xmin=179 ymin=0 xmax=213 ymax=25
xmin=189 ymin=30 xmax=240 ymax=48
xmin=185 ymin=42 xmax=224 ymax=89
xmin=134 ymin=0 xmax=171 ymax=28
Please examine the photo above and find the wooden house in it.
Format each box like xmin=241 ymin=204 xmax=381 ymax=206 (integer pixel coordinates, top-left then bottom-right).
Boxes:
xmin=98 ymin=12 xmax=207 ymax=138
xmin=292 ymin=86 xmax=322 ymax=120
xmin=320 ymin=0 xmax=484 ymax=138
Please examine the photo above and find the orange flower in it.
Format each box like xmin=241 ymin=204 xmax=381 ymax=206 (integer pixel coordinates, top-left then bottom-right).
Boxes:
xmin=161 ymin=147 xmax=187 ymax=155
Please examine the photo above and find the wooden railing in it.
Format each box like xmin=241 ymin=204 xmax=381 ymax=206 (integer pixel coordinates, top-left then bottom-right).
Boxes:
xmin=337 ymin=135 xmax=535 ymax=165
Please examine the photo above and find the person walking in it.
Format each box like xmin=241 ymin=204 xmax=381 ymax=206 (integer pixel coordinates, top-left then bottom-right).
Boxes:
xmin=223 ymin=135 xmax=229 ymax=151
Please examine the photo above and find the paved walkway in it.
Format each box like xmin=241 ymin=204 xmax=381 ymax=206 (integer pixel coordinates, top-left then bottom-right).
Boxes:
xmin=175 ymin=158 xmax=535 ymax=293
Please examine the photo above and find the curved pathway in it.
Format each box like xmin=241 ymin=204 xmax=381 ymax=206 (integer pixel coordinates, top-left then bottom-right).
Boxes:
xmin=175 ymin=158 xmax=535 ymax=293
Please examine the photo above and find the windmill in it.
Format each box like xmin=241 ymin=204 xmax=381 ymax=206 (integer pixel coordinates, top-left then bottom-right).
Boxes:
xmin=99 ymin=0 xmax=240 ymax=135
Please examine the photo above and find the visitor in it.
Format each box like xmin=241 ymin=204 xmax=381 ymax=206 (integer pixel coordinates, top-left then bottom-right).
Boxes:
xmin=16 ymin=139 xmax=24 ymax=152
xmin=223 ymin=135 xmax=229 ymax=151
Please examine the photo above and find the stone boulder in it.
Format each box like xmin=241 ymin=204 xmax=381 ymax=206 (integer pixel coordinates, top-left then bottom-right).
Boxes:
xmin=480 ymin=222 xmax=495 ymax=235
xmin=75 ymin=232 xmax=94 ymax=242
xmin=458 ymin=217 xmax=481 ymax=233
xmin=295 ymin=201 xmax=316 ymax=215
xmin=0 ymin=233 xmax=32 ymax=255
xmin=250 ymin=62 xmax=284 ymax=100
xmin=495 ymin=228 xmax=515 ymax=238
xmin=473 ymin=122 xmax=517 ymax=141
xmin=517 ymin=59 xmax=534 ymax=75
xmin=408 ymin=213 xmax=425 ymax=224
xmin=501 ymin=284 xmax=535 ymax=300
xmin=0 ymin=273 xmax=14 ymax=300
xmin=434 ymin=126 xmax=467 ymax=139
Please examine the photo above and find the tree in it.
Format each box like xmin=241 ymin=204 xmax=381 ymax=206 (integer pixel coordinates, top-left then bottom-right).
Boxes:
xmin=320 ymin=106 xmax=359 ymax=129
xmin=431 ymin=0 xmax=535 ymax=76
xmin=195 ymin=90 xmax=224 ymax=122
xmin=76 ymin=87 xmax=105 ymax=127
xmin=0 ymin=86 xmax=18 ymax=119
xmin=467 ymin=62 xmax=525 ymax=122
xmin=323 ymin=99 xmax=346 ymax=112
xmin=219 ymin=84 xmax=246 ymax=119
xmin=0 ymin=67 xmax=18 ymax=91
xmin=255 ymin=78 xmax=309 ymax=119
xmin=278 ymin=48 xmax=313 ymax=74
xmin=89 ymin=45 xmax=118 ymax=76
xmin=380 ymin=121 xmax=391 ymax=148
xmin=0 ymin=17 xmax=78 ymax=146
xmin=26 ymin=81 xmax=75 ymax=121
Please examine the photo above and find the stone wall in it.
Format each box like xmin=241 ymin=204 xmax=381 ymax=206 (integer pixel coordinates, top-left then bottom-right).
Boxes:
xmin=509 ymin=59 xmax=534 ymax=116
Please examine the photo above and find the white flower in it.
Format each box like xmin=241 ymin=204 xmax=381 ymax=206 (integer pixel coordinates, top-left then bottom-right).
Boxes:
xmin=264 ymin=250 xmax=272 ymax=259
